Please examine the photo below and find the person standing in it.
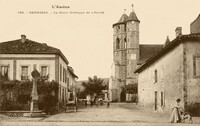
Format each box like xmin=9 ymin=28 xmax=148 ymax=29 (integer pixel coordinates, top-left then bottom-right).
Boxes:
xmin=170 ymin=99 xmax=183 ymax=123
xmin=85 ymin=100 xmax=87 ymax=107
xmin=95 ymin=98 xmax=99 ymax=107
xmin=106 ymin=99 xmax=110 ymax=108
xmin=90 ymin=100 xmax=93 ymax=107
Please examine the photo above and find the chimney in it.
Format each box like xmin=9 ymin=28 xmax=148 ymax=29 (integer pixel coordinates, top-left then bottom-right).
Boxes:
xmin=21 ymin=35 xmax=26 ymax=43
xmin=164 ymin=36 xmax=170 ymax=47
xmin=175 ymin=27 xmax=182 ymax=37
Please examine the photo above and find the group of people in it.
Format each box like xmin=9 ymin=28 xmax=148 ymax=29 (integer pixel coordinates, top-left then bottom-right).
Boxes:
xmin=170 ymin=98 xmax=192 ymax=123
xmin=83 ymin=97 xmax=110 ymax=108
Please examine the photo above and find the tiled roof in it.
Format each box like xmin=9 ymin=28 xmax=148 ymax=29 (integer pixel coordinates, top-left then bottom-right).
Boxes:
xmin=113 ymin=14 xmax=129 ymax=27
xmin=117 ymin=14 xmax=129 ymax=23
xmin=139 ymin=44 xmax=164 ymax=65
xmin=113 ymin=10 xmax=140 ymax=27
xmin=135 ymin=33 xmax=200 ymax=73
xmin=0 ymin=38 xmax=69 ymax=64
xmin=127 ymin=11 xmax=140 ymax=22
xmin=68 ymin=66 xmax=78 ymax=78
xmin=190 ymin=14 xmax=200 ymax=26
xmin=0 ymin=39 xmax=59 ymax=54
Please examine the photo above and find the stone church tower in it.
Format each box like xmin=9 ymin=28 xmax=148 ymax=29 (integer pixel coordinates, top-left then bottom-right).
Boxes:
xmin=110 ymin=6 xmax=140 ymax=102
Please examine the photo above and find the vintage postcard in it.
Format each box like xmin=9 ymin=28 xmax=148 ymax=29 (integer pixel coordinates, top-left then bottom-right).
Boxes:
xmin=0 ymin=0 xmax=200 ymax=126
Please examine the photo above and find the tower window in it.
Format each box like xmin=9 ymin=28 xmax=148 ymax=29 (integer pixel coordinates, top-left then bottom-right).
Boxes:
xmin=116 ymin=26 xmax=120 ymax=32
xmin=124 ymin=38 xmax=127 ymax=49
xmin=117 ymin=26 xmax=120 ymax=30
xmin=116 ymin=38 xmax=120 ymax=49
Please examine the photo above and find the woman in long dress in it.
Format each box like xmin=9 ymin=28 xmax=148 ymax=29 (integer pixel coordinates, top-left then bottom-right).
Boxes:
xmin=170 ymin=99 xmax=182 ymax=123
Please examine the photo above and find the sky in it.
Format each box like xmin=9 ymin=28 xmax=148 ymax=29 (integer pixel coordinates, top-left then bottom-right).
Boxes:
xmin=0 ymin=0 xmax=200 ymax=80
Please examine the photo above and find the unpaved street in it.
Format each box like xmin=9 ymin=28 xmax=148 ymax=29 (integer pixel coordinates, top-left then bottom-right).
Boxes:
xmin=1 ymin=103 xmax=200 ymax=126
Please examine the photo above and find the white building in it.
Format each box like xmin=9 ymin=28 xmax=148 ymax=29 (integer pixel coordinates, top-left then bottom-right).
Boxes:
xmin=0 ymin=35 xmax=78 ymax=108
xmin=67 ymin=66 xmax=78 ymax=102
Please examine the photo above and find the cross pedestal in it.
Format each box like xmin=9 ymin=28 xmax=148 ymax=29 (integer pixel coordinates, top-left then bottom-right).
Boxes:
xmin=23 ymin=68 xmax=45 ymax=117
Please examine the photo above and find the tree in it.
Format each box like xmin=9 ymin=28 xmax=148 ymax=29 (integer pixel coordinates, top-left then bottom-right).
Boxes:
xmin=82 ymin=76 xmax=107 ymax=96
xmin=122 ymin=83 xmax=138 ymax=94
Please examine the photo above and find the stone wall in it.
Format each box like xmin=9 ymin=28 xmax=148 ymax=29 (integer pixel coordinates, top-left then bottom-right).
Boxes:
xmin=138 ymin=43 xmax=184 ymax=113
xmin=185 ymin=41 xmax=200 ymax=116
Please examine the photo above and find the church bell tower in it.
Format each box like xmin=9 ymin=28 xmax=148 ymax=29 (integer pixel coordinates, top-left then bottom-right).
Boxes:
xmin=112 ymin=5 xmax=140 ymax=102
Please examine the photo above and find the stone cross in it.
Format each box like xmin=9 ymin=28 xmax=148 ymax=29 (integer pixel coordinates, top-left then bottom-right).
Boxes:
xmin=30 ymin=65 xmax=40 ymax=111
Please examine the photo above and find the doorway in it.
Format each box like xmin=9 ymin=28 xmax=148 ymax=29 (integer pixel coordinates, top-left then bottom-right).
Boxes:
xmin=120 ymin=91 xmax=126 ymax=102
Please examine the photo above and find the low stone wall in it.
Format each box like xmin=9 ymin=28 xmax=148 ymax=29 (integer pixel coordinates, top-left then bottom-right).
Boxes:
xmin=0 ymin=111 xmax=46 ymax=117
xmin=0 ymin=111 xmax=30 ymax=117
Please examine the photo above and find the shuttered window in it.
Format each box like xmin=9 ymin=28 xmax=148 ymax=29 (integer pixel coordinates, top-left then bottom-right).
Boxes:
xmin=194 ymin=56 xmax=200 ymax=77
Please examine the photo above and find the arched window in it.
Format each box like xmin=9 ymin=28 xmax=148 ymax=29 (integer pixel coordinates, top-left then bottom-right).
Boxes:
xmin=117 ymin=26 xmax=120 ymax=30
xmin=116 ymin=38 xmax=120 ymax=49
xmin=116 ymin=26 xmax=120 ymax=32
xmin=124 ymin=38 xmax=127 ymax=49
xmin=124 ymin=25 xmax=126 ymax=32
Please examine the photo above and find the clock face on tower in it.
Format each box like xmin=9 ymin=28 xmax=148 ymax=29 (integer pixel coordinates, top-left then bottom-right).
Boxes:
xmin=131 ymin=54 xmax=136 ymax=60
xmin=131 ymin=21 xmax=135 ymax=24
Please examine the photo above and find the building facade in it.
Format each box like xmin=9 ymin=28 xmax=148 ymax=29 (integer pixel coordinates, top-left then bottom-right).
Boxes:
xmin=135 ymin=15 xmax=200 ymax=115
xmin=109 ymin=6 xmax=163 ymax=102
xmin=67 ymin=66 xmax=78 ymax=103
xmin=0 ymin=35 xmax=78 ymax=108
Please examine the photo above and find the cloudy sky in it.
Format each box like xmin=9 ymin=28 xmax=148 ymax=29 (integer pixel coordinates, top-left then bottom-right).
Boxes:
xmin=0 ymin=0 xmax=200 ymax=80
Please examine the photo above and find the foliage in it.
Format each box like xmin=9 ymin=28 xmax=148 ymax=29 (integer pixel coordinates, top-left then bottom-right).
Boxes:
xmin=0 ymin=77 xmax=59 ymax=95
xmin=39 ymin=94 xmax=58 ymax=114
xmin=82 ymin=76 xmax=107 ymax=96
xmin=0 ymin=99 xmax=28 ymax=111
xmin=122 ymin=83 xmax=138 ymax=94
xmin=17 ymin=94 xmax=31 ymax=104
xmin=77 ymin=90 xmax=87 ymax=99
xmin=37 ymin=79 xmax=59 ymax=94
xmin=0 ymin=74 xmax=9 ymax=82
xmin=0 ymin=75 xmax=59 ymax=111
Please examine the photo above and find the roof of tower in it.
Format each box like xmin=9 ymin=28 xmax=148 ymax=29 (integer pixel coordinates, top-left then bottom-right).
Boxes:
xmin=190 ymin=14 xmax=200 ymax=34
xmin=118 ymin=14 xmax=129 ymax=23
xmin=127 ymin=11 xmax=140 ymax=22
xmin=113 ymin=14 xmax=129 ymax=27
xmin=190 ymin=14 xmax=200 ymax=26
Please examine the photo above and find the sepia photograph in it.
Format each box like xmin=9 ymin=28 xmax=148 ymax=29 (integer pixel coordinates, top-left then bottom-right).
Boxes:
xmin=0 ymin=0 xmax=200 ymax=125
